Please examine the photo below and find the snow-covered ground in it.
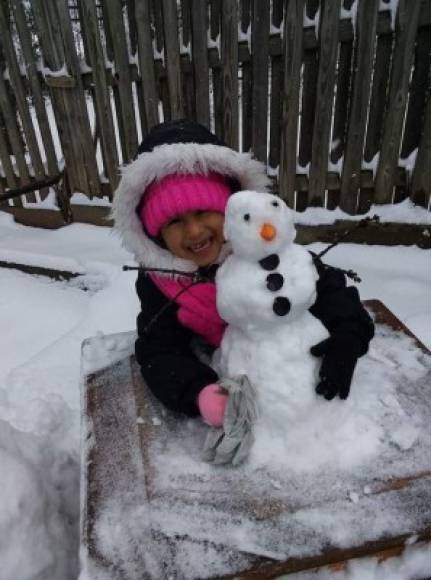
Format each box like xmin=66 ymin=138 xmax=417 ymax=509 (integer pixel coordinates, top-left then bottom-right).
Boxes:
xmin=0 ymin=210 xmax=430 ymax=579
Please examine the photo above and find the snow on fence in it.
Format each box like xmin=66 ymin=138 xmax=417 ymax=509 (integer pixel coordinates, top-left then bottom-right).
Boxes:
xmin=0 ymin=0 xmax=430 ymax=223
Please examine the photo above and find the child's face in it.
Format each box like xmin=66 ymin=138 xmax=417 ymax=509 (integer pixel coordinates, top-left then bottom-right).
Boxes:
xmin=161 ymin=210 xmax=225 ymax=267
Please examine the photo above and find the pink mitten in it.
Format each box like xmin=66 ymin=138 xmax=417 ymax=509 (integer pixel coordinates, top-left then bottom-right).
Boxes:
xmin=198 ymin=384 xmax=228 ymax=427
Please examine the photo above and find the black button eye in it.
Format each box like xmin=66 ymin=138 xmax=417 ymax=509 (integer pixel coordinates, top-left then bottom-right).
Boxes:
xmin=272 ymin=201 xmax=279 ymax=207
xmin=243 ymin=213 xmax=250 ymax=222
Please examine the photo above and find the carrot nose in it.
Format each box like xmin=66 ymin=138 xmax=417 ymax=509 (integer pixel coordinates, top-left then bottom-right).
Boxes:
xmin=260 ymin=223 xmax=277 ymax=241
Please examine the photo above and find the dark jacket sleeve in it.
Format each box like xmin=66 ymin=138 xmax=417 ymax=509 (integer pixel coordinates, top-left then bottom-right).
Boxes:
xmin=309 ymin=257 xmax=374 ymax=356
xmin=135 ymin=272 xmax=218 ymax=417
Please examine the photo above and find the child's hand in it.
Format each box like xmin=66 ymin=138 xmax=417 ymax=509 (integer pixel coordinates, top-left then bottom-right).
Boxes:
xmin=310 ymin=334 xmax=362 ymax=400
xmin=198 ymin=383 xmax=228 ymax=427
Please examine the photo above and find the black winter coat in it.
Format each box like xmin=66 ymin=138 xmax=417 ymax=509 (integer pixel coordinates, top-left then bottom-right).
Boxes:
xmin=135 ymin=259 xmax=375 ymax=417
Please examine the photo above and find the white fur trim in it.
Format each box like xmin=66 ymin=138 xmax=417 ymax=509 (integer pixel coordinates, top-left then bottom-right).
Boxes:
xmin=112 ymin=142 xmax=271 ymax=274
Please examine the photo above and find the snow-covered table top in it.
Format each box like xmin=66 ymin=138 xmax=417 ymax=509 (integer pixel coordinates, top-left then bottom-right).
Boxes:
xmin=80 ymin=301 xmax=431 ymax=580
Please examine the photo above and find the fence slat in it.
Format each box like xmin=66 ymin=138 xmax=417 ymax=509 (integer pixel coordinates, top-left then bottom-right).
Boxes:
xmin=298 ymin=0 xmax=319 ymax=179
xmin=374 ymin=0 xmax=421 ymax=204
xmin=308 ymin=0 xmax=342 ymax=206
xmin=81 ymin=0 xmax=119 ymax=190
xmin=190 ymin=0 xmax=210 ymax=127
xmin=268 ymin=0 xmax=283 ymax=169
xmin=268 ymin=54 xmax=282 ymax=170
xmin=279 ymin=0 xmax=305 ymax=206
xmin=151 ymin=0 xmax=164 ymax=57
xmin=0 ymin=73 xmax=31 ymax=186
xmin=0 ymin=122 xmax=18 ymax=193
xmin=363 ymin=34 xmax=392 ymax=159
xmin=400 ymin=26 xmax=431 ymax=159
xmin=104 ymin=0 xmax=138 ymax=162
xmin=135 ymin=0 xmax=159 ymax=130
xmin=221 ymin=0 xmax=239 ymax=148
xmin=272 ymin=0 xmax=284 ymax=28
xmin=339 ymin=0 xmax=379 ymax=214
xmin=240 ymin=0 xmax=252 ymax=151
xmin=0 ymin=89 xmax=32 ymax=204
xmin=251 ymin=0 xmax=270 ymax=163
xmin=180 ymin=1 xmax=195 ymax=121
xmin=411 ymin=93 xmax=431 ymax=208
xmin=32 ymin=0 xmax=83 ymax=194
xmin=241 ymin=63 xmax=252 ymax=153
xmin=55 ymin=0 xmax=101 ymax=196
xmin=181 ymin=0 xmax=192 ymax=50
xmin=11 ymin=0 xmax=58 ymax=180
xmin=126 ymin=0 xmax=138 ymax=56
xmin=329 ymin=39 xmax=353 ymax=166
xmin=76 ymin=1 xmax=91 ymax=65
xmin=209 ymin=0 xmax=222 ymax=135
xmin=0 ymin=3 xmax=45 ymax=201
xmin=161 ymin=0 xmax=184 ymax=120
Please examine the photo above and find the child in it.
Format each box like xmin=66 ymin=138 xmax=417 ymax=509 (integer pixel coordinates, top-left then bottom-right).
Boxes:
xmin=113 ymin=119 xmax=374 ymax=428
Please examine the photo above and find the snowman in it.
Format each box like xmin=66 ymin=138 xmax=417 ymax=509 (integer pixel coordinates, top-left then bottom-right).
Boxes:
xmin=215 ymin=191 xmax=329 ymax=448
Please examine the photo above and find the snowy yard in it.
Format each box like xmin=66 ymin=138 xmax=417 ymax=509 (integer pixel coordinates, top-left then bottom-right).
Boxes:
xmin=0 ymin=210 xmax=430 ymax=579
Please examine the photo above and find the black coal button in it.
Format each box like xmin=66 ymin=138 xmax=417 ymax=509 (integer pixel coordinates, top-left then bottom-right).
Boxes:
xmin=259 ymin=253 xmax=280 ymax=271
xmin=273 ymin=296 xmax=291 ymax=316
xmin=266 ymin=273 xmax=284 ymax=291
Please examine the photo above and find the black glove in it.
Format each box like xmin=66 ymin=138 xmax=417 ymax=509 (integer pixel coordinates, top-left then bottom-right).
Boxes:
xmin=310 ymin=334 xmax=362 ymax=400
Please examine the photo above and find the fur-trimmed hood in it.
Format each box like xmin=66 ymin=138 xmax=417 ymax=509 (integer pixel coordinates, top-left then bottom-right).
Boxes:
xmin=112 ymin=141 xmax=271 ymax=274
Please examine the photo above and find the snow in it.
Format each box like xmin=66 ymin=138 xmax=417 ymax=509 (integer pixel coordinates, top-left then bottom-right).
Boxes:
xmin=0 ymin=209 xmax=430 ymax=578
xmin=340 ymin=0 xmax=359 ymax=32
xmin=70 ymin=192 xmax=112 ymax=207
xmin=399 ymin=148 xmax=418 ymax=177
xmin=294 ymin=198 xmax=431 ymax=226
xmin=238 ymin=23 xmax=251 ymax=54
xmin=303 ymin=5 xmax=321 ymax=39
xmin=362 ymin=151 xmax=380 ymax=178
xmin=379 ymin=0 xmax=400 ymax=31
xmin=41 ymin=63 xmax=68 ymax=78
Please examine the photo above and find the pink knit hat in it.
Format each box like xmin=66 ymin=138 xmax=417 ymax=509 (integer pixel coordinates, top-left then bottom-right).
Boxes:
xmin=139 ymin=173 xmax=232 ymax=236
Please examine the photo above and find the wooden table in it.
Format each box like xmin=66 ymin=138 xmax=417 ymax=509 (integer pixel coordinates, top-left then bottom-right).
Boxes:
xmin=80 ymin=301 xmax=431 ymax=579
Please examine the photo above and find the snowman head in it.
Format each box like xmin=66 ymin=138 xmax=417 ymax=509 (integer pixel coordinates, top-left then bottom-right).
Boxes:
xmin=224 ymin=190 xmax=296 ymax=261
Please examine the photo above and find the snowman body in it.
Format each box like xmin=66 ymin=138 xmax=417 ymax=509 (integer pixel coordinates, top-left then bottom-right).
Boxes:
xmin=215 ymin=191 xmax=329 ymax=433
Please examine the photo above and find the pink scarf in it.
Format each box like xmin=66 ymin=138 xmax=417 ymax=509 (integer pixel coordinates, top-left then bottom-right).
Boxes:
xmin=150 ymin=273 xmax=227 ymax=347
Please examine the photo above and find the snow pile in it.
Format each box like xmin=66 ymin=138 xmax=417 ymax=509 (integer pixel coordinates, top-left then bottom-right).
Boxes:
xmin=0 ymin=259 xmax=138 ymax=579
xmin=293 ymin=198 xmax=431 ymax=225
xmin=0 ymin=419 xmax=79 ymax=580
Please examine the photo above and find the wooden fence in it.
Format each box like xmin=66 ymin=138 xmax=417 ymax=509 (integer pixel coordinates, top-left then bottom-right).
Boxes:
xmin=0 ymin=0 xmax=430 ymax=224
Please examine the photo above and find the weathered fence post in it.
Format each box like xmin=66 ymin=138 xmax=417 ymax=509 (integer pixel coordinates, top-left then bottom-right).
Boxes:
xmin=374 ymin=0 xmax=421 ymax=204
xmin=161 ymin=0 xmax=184 ymax=120
xmin=308 ymin=0 xmax=342 ymax=207
xmin=191 ymin=0 xmax=210 ymax=128
xmin=135 ymin=0 xmax=159 ymax=131
xmin=80 ymin=0 xmax=119 ymax=191
xmin=221 ymin=0 xmax=239 ymax=149
xmin=279 ymin=0 xmax=305 ymax=206
xmin=251 ymin=0 xmax=269 ymax=163
xmin=11 ymin=0 xmax=59 ymax=183
xmin=104 ymin=0 xmax=138 ymax=163
xmin=411 ymin=95 xmax=431 ymax=208
xmin=339 ymin=0 xmax=379 ymax=214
